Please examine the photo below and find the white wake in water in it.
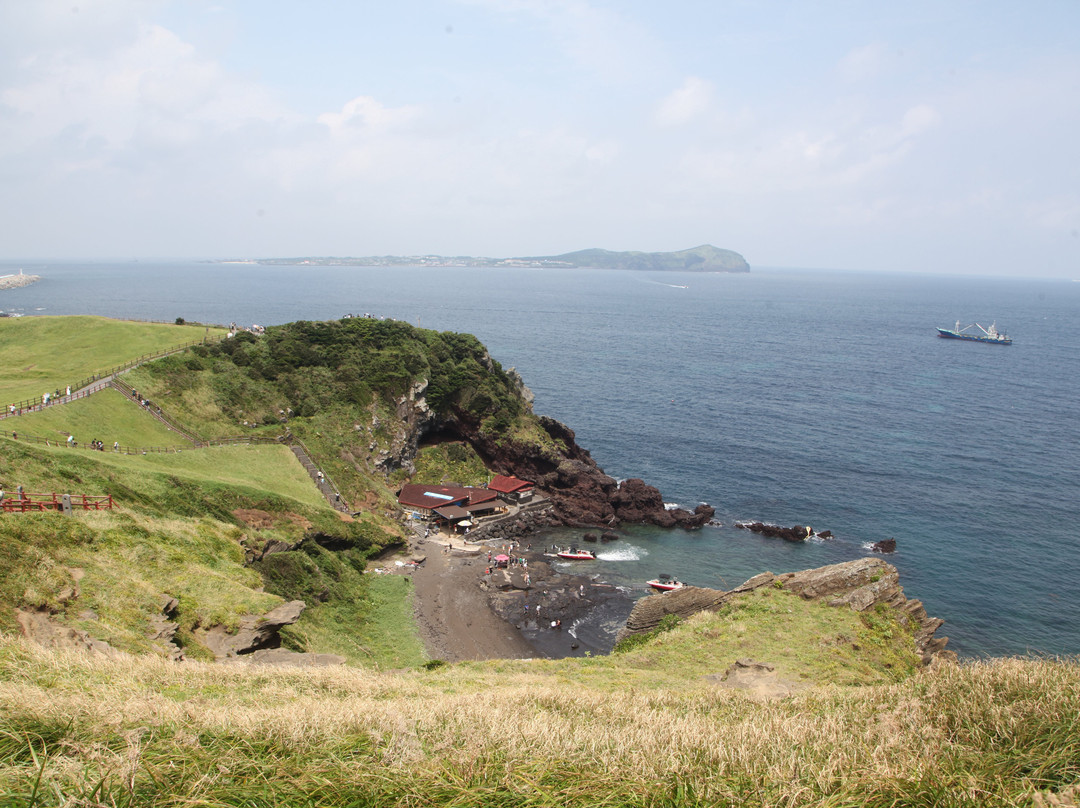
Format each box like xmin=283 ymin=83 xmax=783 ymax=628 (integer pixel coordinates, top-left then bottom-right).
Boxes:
xmin=596 ymin=546 xmax=648 ymax=562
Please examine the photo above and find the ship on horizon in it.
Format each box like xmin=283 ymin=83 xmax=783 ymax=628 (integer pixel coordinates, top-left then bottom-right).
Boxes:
xmin=937 ymin=320 xmax=1012 ymax=345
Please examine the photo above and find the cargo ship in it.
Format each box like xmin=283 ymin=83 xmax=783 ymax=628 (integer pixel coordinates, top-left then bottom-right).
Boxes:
xmin=937 ymin=321 xmax=1012 ymax=345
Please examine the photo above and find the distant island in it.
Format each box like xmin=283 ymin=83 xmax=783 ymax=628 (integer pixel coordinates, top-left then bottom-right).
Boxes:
xmin=218 ymin=244 xmax=750 ymax=273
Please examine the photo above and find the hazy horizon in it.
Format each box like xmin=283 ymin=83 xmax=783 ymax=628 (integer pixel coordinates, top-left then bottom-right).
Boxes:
xmin=2 ymin=1 xmax=1078 ymax=278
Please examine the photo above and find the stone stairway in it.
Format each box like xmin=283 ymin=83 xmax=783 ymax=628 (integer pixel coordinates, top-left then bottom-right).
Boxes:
xmin=290 ymin=444 xmax=348 ymax=512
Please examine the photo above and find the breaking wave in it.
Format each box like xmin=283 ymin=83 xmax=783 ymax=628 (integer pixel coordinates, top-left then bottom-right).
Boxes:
xmin=596 ymin=546 xmax=647 ymax=562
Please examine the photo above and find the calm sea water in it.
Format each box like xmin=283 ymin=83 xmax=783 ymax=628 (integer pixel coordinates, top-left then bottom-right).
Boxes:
xmin=3 ymin=261 xmax=1079 ymax=658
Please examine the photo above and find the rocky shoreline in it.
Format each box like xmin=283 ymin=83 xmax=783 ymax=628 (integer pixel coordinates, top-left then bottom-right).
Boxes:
xmin=0 ymin=272 xmax=40 ymax=292
xmin=457 ymin=416 xmax=716 ymax=536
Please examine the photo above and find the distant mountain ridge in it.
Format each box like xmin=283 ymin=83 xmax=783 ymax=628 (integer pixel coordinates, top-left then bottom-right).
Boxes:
xmin=531 ymin=244 xmax=750 ymax=273
xmin=227 ymin=244 xmax=750 ymax=272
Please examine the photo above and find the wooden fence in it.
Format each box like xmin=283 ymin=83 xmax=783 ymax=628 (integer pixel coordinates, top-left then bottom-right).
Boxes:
xmin=1 ymin=493 xmax=113 ymax=513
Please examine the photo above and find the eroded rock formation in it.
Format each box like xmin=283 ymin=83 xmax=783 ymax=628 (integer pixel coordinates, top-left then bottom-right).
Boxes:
xmin=197 ymin=600 xmax=307 ymax=659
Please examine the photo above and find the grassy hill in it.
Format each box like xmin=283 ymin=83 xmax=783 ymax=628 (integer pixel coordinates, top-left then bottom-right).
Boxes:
xmin=0 ymin=315 xmax=1077 ymax=807
xmin=7 ymin=388 xmax=185 ymax=449
xmin=1 ymin=635 xmax=1077 ymax=806
xmin=0 ymin=315 xmax=226 ymax=404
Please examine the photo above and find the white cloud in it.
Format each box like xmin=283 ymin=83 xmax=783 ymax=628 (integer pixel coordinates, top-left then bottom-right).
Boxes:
xmin=654 ymin=77 xmax=713 ymax=127
xmin=0 ymin=21 xmax=290 ymax=162
xmin=459 ymin=0 xmax=658 ymax=83
xmin=317 ymin=96 xmax=421 ymax=139
xmin=837 ymin=43 xmax=889 ymax=83
xmin=900 ymin=104 xmax=940 ymax=138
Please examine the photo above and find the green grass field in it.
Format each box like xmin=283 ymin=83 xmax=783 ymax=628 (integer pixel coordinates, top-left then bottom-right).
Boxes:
xmin=0 ymin=435 xmax=325 ymax=511
xmin=0 ymin=315 xmax=225 ymax=404
xmin=5 ymin=388 xmax=184 ymax=449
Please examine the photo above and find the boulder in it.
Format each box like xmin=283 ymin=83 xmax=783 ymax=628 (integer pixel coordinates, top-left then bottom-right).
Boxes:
xmin=669 ymin=503 xmax=716 ymax=529
xmin=870 ymin=538 xmax=897 ymax=553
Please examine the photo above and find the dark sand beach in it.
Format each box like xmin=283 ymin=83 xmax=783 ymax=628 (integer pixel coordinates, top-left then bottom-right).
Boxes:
xmin=406 ymin=535 xmax=634 ymax=662
xmin=410 ymin=540 xmax=536 ymax=661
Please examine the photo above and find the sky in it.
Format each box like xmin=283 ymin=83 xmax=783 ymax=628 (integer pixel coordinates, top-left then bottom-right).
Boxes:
xmin=1 ymin=1 xmax=1078 ymax=276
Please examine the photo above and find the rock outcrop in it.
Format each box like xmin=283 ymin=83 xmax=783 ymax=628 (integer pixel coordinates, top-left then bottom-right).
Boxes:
xmin=617 ymin=557 xmax=951 ymax=666
xmin=148 ymin=595 xmax=183 ymax=661
xmin=736 ymin=522 xmax=815 ymax=541
xmin=16 ymin=609 xmax=126 ymax=658
xmin=197 ymin=600 xmax=306 ymax=659
xmin=221 ymin=648 xmax=345 ymax=667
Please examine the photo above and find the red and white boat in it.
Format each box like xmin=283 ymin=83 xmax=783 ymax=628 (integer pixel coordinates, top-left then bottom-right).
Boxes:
xmin=647 ymin=578 xmax=685 ymax=592
xmin=556 ymin=548 xmax=596 ymax=560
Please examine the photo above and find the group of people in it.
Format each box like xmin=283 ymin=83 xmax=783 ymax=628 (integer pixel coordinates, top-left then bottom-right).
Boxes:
xmin=63 ymin=435 xmax=117 ymax=451
xmin=6 ymin=386 xmax=76 ymax=415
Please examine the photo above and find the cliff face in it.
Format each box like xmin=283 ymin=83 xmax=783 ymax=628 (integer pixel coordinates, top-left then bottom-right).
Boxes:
xmin=409 ymin=395 xmax=714 ymax=530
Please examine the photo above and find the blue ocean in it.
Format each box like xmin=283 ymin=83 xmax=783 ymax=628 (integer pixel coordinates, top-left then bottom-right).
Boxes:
xmin=3 ymin=261 xmax=1078 ymax=658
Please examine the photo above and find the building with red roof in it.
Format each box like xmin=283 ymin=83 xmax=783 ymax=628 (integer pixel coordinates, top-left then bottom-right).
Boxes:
xmin=397 ymin=483 xmax=501 ymax=520
xmin=487 ymin=474 xmax=535 ymax=502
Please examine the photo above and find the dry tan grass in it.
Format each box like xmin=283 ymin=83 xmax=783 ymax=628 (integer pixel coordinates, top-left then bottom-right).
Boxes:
xmin=3 ymin=637 xmax=1078 ymax=806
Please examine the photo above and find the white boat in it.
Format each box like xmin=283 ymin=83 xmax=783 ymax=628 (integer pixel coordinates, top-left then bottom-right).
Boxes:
xmin=647 ymin=578 xmax=685 ymax=592
xmin=556 ymin=548 xmax=596 ymax=560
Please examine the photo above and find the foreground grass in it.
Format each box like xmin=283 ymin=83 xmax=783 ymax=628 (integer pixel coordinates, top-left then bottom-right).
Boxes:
xmin=0 ymin=638 xmax=1077 ymax=807
xmin=0 ymin=315 xmax=224 ymax=404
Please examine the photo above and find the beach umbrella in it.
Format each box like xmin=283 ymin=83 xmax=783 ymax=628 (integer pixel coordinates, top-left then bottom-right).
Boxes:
xmin=494 ymin=554 xmax=510 ymax=562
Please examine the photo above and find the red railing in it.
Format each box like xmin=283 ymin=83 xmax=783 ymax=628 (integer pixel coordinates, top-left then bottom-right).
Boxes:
xmin=1 ymin=493 xmax=113 ymax=513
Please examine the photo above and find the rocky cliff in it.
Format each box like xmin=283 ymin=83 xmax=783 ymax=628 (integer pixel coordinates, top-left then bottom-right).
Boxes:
xmin=438 ymin=406 xmax=714 ymax=531
xmin=617 ymin=557 xmax=952 ymax=666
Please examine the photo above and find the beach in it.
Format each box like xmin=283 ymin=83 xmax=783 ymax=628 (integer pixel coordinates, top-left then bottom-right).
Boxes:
xmin=402 ymin=533 xmax=634 ymax=662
